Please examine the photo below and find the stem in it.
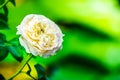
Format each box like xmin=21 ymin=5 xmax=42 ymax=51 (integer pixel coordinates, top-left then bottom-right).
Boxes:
xmin=0 ymin=0 xmax=9 ymax=9
xmin=8 ymin=54 xmax=33 ymax=80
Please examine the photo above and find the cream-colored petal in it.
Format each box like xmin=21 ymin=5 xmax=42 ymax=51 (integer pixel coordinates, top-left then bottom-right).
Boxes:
xmin=19 ymin=37 xmax=30 ymax=53
xmin=17 ymin=14 xmax=64 ymax=58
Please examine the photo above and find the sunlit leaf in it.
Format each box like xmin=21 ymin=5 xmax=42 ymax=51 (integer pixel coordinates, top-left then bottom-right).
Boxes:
xmin=8 ymin=45 xmax=23 ymax=62
xmin=0 ymin=46 xmax=8 ymax=61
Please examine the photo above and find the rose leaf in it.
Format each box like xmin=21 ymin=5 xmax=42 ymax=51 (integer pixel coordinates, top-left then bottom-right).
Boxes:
xmin=34 ymin=64 xmax=46 ymax=79
xmin=0 ymin=0 xmax=5 ymax=5
xmin=0 ymin=19 xmax=9 ymax=30
xmin=3 ymin=5 xmax=8 ymax=16
xmin=8 ymin=45 xmax=23 ymax=62
xmin=0 ymin=46 xmax=9 ymax=61
xmin=0 ymin=13 xmax=8 ymax=21
xmin=0 ymin=33 xmax=6 ymax=43
xmin=0 ymin=13 xmax=8 ymax=29
xmin=9 ymin=37 xmax=20 ymax=46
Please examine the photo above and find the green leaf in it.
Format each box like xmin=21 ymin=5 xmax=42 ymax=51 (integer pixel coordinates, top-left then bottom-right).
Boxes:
xmin=9 ymin=0 xmax=15 ymax=6
xmin=0 ymin=13 xmax=9 ymax=29
xmin=0 ymin=74 xmax=5 ymax=80
xmin=0 ymin=0 xmax=5 ymax=5
xmin=0 ymin=33 xmax=6 ymax=43
xmin=0 ymin=19 xmax=8 ymax=29
xmin=3 ymin=5 xmax=8 ymax=16
xmin=0 ymin=13 xmax=7 ymax=21
xmin=0 ymin=33 xmax=7 ymax=61
xmin=9 ymin=37 xmax=19 ymax=46
xmin=34 ymin=64 xmax=46 ymax=80
xmin=0 ymin=46 xmax=8 ymax=61
xmin=8 ymin=37 xmax=24 ymax=62
xmin=38 ymin=76 xmax=49 ymax=80
xmin=8 ymin=45 xmax=23 ymax=62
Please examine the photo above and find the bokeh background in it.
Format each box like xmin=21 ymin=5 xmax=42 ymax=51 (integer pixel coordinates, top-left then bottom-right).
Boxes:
xmin=0 ymin=0 xmax=120 ymax=80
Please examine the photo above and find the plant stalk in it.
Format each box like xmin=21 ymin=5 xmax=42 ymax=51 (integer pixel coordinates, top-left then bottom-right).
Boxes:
xmin=8 ymin=54 xmax=33 ymax=80
xmin=0 ymin=0 xmax=9 ymax=9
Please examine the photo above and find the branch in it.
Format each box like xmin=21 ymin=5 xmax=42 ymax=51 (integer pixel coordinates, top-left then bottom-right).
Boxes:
xmin=0 ymin=0 xmax=9 ymax=9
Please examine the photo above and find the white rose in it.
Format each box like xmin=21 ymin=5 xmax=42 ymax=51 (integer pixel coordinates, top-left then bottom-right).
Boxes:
xmin=16 ymin=14 xmax=64 ymax=58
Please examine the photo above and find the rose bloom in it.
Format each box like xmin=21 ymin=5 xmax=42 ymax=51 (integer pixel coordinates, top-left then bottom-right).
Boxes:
xmin=17 ymin=14 xmax=64 ymax=58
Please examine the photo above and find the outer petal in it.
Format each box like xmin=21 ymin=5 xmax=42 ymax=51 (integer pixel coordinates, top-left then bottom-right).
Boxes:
xmin=19 ymin=37 xmax=30 ymax=53
xmin=17 ymin=14 xmax=64 ymax=58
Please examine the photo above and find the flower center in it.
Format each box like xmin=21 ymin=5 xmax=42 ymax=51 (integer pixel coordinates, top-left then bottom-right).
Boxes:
xmin=26 ymin=22 xmax=56 ymax=51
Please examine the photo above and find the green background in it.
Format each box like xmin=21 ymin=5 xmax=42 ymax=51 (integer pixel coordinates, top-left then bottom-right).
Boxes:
xmin=0 ymin=0 xmax=120 ymax=80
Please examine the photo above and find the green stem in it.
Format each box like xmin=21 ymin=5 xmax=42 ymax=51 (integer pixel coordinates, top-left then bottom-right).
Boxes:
xmin=8 ymin=54 xmax=33 ymax=80
xmin=0 ymin=0 xmax=9 ymax=9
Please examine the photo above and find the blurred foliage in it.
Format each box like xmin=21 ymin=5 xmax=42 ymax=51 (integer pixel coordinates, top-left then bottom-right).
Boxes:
xmin=0 ymin=0 xmax=120 ymax=80
xmin=0 ymin=0 xmax=21 ymax=62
